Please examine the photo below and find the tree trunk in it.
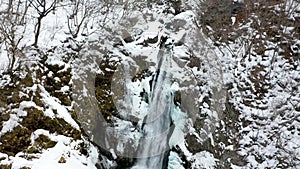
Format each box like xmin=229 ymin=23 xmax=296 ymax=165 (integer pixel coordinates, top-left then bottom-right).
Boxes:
xmin=34 ymin=17 xmax=42 ymax=47
xmin=7 ymin=0 xmax=13 ymax=14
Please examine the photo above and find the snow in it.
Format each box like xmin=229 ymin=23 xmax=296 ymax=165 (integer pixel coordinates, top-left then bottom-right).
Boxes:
xmin=0 ymin=99 xmax=45 ymax=136
xmin=168 ymin=151 xmax=185 ymax=169
xmin=189 ymin=151 xmax=217 ymax=169
xmin=231 ymin=16 xmax=236 ymax=25
xmin=169 ymin=106 xmax=187 ymax=147
xmin=3 ymin=129 xmax=99 ymax=169
xmin=109 ymin=148 xmax=117 ymax=160
xmin=0 ymin=114 xmax=20 ymax=137
xmin=173 ymin=10 xmax=194 ymax=21
xmin=0 ymin=74 xmax=11 ymax=87
xmin=38 ymin=84 xmax=79 ymax=129
xmin=44 ymin=108 xmax=55 ymax=118
xmin=19 ymin=101 xmax=40 ymax=111
xmin=60 ymin=86 xmax=70 ymax=93
xmin=0 ymin=49 xmax=9 ymax=74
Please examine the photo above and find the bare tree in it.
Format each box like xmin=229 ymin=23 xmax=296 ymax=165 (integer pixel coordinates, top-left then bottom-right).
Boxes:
xmin=29 ymin=0 xmax=57 ymax=47
xmin=0 ymin=0 xmax=30 ymax=73
xmin=67 ymin=0 xmax=93 ymax=38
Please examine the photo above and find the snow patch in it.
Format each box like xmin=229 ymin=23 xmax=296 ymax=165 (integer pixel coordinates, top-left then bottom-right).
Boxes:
xmin=190 ymin=151 xmax=217 ymax=169
xmin=38 ymin=84 xmax=79 ymax=129
xmin=3 ymin=129 xmax=99 ymax=169
xmin=168 ymin=151 xmax=185 ymax=169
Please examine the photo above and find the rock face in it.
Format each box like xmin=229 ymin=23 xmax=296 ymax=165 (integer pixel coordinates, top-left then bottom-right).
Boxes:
xmin=72 ymin=0 xmax=300 ymax=168
xmin=0 ymin=50 xmax=97 ymax=168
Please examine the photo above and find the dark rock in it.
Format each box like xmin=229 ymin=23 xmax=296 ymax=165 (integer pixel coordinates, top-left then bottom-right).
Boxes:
xmin=185 ymin=133 xmax=202 ymax=153
xmin=115 ymin=157 xmax=136 ymax=169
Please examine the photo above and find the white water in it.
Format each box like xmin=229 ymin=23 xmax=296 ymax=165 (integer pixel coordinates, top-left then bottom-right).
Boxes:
xmin=132 ymin=43 xmax=174 ymax=169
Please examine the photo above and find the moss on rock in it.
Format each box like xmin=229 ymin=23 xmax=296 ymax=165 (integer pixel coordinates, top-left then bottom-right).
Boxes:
xmin=95 ymin=55 xmax=119 ymax=122
xmin=58 ymin=156 xmax=66 ymax=163
xmin=0 ymin=107 xmax=80 ymax=156
xmin=21 ymin=107 xmax=81 ymax=139
xmin=0 ymin=164 xmax=12 ymax=169
xmin=20 ymin=166 xmax=31 ymax=169
xmin=0 ymin=126 xmax=31 ymax=156
xmin=0 ymin=113 xmax=10 ymax=131
xmin=0 ymin=54 xmax=82 ymax=158
xmin=52 ymin=92 xmax=72 ymax=106
xmin=27 ymin=134 xmax=57 ymax=154
xmin=35 ymin=134 xmax=57 ymax=149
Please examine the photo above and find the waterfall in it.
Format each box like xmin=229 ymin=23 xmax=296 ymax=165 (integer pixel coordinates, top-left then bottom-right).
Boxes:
xmin=132 ymin=41 xmax=174 ymax=169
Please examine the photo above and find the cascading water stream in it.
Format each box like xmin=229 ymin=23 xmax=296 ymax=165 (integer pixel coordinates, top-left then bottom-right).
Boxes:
xmin=132 ymin=41 xmax=174 ymax=169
